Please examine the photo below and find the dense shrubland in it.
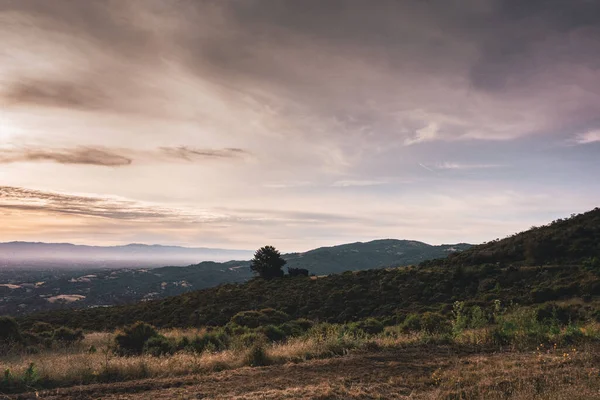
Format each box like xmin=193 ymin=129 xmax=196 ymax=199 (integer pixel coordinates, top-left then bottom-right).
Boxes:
xmin=18 ymin=263 xmax=600 ymax=331
xmin=421 ymin=207 xmax=600 ymax=267
xmin=2 ymin=301 xmax=600 ymax=394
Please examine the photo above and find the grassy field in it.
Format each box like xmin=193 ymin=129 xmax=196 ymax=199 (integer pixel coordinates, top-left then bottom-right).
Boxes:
xmin=2 ymin=315 xmax=600 ymax=399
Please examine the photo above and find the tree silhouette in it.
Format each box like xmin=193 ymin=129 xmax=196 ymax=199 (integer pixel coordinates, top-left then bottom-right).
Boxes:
xmin=250 ymin=245 xmax=286 ymax=279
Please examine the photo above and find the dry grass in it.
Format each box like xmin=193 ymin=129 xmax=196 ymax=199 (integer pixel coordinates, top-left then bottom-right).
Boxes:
xmin=2 ymin=323 xmax=600 ymax=399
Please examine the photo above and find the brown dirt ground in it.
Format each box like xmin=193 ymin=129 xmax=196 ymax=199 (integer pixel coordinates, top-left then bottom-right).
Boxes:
xmin=4 ymin=346 xmax=599 ymax=400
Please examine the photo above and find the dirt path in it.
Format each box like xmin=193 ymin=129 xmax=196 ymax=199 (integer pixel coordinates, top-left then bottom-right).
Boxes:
xmin=5 ymin=347 xmax=458 ymax=399
xmin=6 ymin=346 xmax=598 ymax=399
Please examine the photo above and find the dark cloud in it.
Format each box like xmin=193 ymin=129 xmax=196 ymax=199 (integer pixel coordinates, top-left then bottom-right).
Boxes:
xmin=0 ymin=147 xmax=132 ymax=166
xmin=1 ymin=0 xmax=599 ymax=145
xmin=469 ymin=0 xmax=600 ymax=91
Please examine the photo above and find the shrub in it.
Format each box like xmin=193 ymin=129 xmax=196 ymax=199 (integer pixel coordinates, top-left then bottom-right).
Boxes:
xmin=230 ymin=308 xmax=289 ymax=328
xmin=279 ymin=319 xmax=313 ymax=337
xmin=583 ymin=256 xmax=600 ymax=271
xmin=421 ymin=312 xmax=452 ymax=334
xmin=235 ymin=332 xmax=267 ymax=349
xmin=52 ymin=327 xmax=84 ymax=345
xmin=230 ymin=310 xmax=263 ymax=328
xmin=491 ymin=325 xmax=514 ymax=346
xmin=353 ymin=318 xmax=384 ymax=335
xmin=30 ymin=322 xmax=54 ymax=334
xmin=452 ymin=301 xmax=468 ymax=334
xmin=257 ymin=308 xmax=289 ymax=325
xmin=244 ymin=343 xmax=271 ymax=367
xmin=188 ymin=331 xmax=229 ymax=353
xmin=0 ymin=316 xmax=22 ymax=344
xmin=144 ymin=336 xmax=176 ymax=356
xmin=114 ymin=322 xmax=160 ymax=355
xmin=470 ymin=306 xmax=488 ymax=329
xmin=288 ymin=268 xmax=309 ymax=277
xmin=400 ymin=314 xmax=422 ymax=333
xmin=562 ymin=323 xmax=584 ymax=345
xmin=260 ymin=325 xmax=287 ymax=342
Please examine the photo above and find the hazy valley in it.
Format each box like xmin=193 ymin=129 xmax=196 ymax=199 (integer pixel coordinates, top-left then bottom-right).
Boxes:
xmin=0 ymin=239 xmax=470 ymax=316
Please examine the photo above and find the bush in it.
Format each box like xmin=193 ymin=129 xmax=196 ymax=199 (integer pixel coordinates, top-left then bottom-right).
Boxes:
xmin=259 ymin=325 xmax=286 ymax=342
xmin=469 ymin=306 xmax=488 ymax=329
xmin=114 ymin=322 xmax=160 ymax=355
xmin=288 ymin=268 xmax=309 ymax=277
xmin=400 ymin=312 xmax=451 ymax=335
xmin=230 ymin=311 xmax=263 ymax=328
xmin=421 ymin=312 xmax=452 ymax=334
xmin=144 ymin=336 xmax=176 ymax=356
xmin=188 ymin=331 xmax=230 ymax=353
xmin=244 ymin=343 xmax=271 ymax=367
xmin=30 ymin=322 xmax=54 ymax=334
xmin=279 ymin=319 xmax=313 ymax=337
xmin=400 ymin=314 xmax=422 ymax=333
xmin=235 ymin=332 xmax=267 ymax=349
xmin=0 ymin=316 xmax=22 ymax=345
xmin=230 ymin=309 xmax=289 ymax=328
xmin=52 ymin=327 xmax=84 ymax=345
xmin=352 ymin=318 xmax=384 ymax=335
xmin=583 ymin=256 xmax=600 ymax=271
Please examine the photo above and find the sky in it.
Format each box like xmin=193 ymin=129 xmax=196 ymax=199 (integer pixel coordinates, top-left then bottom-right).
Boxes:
xmin=0 ymin=0 xmax=599 ymax=252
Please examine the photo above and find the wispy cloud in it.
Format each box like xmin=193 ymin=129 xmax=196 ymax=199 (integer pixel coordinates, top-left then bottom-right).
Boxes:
xmin=0 ymin=186 xmax=184 ymax=221
xmin=434 ymin=163 xmax=504 ymax=170
xmin=332 ymin=179 xmax=389 ymax=187
xmin=0 ymin=146 xmax=250 ymax=167
xmin=159 ymin=147 xmax=250 ymax=161
xmin=573 ymin=130 xmax=600 ymax=145
xmin=263 ymin=181 xmax=312 ymax=189
xmin=404 ymin=122 xmax=440 ymax=146
xmin=0 ymin=147 xmax=132 ymax=167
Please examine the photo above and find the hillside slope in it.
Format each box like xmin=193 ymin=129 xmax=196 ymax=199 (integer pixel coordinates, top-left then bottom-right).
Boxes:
xmin=421 ymin=207 xmax=600 ymax=267
xmin=19 ymin=208 xmax=600 ymax=330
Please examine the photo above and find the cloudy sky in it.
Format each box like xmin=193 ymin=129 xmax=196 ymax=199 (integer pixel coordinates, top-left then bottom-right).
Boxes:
xmin=0 ymin=0 xmax=599 ymax=251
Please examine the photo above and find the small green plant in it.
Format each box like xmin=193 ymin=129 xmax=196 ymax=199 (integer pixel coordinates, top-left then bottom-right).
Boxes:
xmin=23 ymin=363 xmax=38 ymax=386
xmin=582 ymin=256 xmax=600 ymax=271
xmin=470 ymin=306 xmax=488 ymax=329
xmin=452 ymin=301 xmax=468 ymax=335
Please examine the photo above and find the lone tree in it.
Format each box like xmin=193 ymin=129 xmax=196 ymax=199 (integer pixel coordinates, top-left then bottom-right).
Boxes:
xmin=250 ymin=245 xmax=286 ymax=279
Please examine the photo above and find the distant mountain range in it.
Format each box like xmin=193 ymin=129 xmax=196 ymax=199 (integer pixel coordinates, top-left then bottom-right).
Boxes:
xmin=0 ymin=239 xmax=471 ymax=315
xmin=0 ymin=242 xmax=254 ymax=268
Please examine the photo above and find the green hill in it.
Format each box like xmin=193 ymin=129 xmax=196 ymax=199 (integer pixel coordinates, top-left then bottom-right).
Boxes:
xmin=18 ymin=208 xmax=600 ymax=331
xmin=1 ymin=239 xmax=469 ymax=316
xmin=421 ymin=207 xmax=600 ymax=268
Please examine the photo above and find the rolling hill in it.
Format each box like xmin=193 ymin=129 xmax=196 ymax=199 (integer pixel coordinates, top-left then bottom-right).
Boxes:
xmin=0 ymin=239 xmax=470 ymax=316
xmin=18 ymin=208 xmax=600 ymax=331
xmin=421 ymin=207 xmax=600 ymax=267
